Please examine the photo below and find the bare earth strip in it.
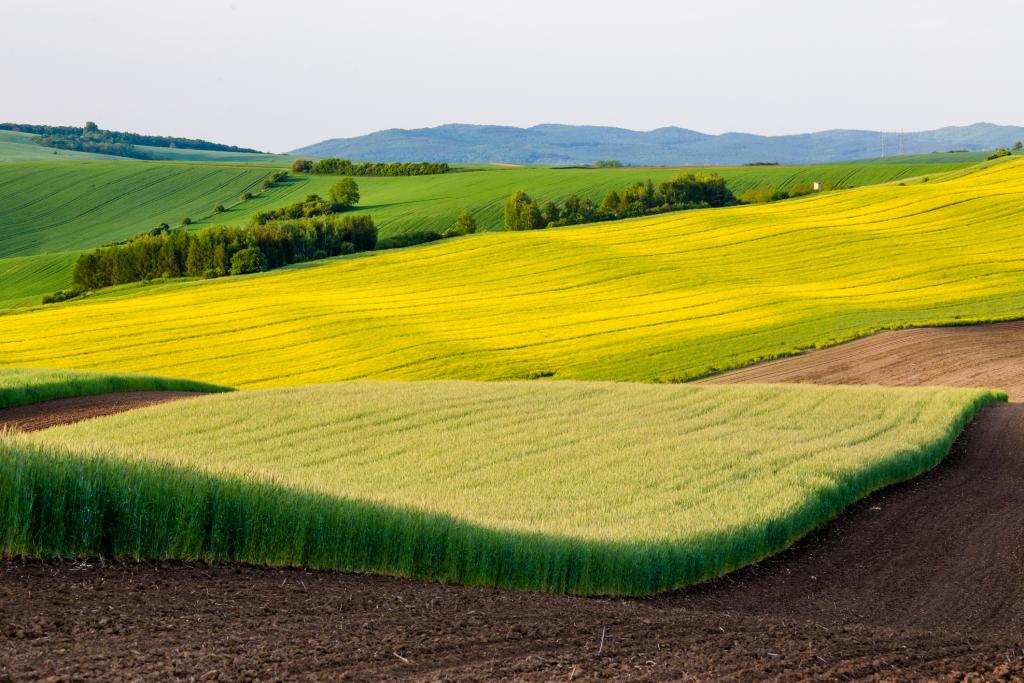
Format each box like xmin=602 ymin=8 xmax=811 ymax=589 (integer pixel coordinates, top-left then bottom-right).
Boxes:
xmin=0 ymin=391 xmax=204 ymax=432
xmin=702 ymin=320 xmax=1024 ymax=400
xmin=2 ymin=324 xmax=1024 ymax=680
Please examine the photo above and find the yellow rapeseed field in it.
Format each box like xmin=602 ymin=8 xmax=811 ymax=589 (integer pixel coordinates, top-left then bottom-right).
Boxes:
xmin=2 ymin=160 xmax=1022 ymax=388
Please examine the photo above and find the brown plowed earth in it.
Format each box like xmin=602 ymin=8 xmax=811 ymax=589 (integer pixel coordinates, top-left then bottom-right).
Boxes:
xmin=0 ymin=391 xmax=203 ymax=432
xmin=701 ymin=320 xmax=1024 ymax=400
xmin=3 ymin=325 xmax=1024 ymax=681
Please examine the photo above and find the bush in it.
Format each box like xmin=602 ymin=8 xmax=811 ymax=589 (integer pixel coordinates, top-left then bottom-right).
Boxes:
xmin=444 ymin=209 xmax=477 ymax=237
xmin=229 ymin=247 xmax=266 ymax=275
xmin=241 ymin=192 xmax=253 ymax=201
xmin=377 ymin=231 xmax=443 ymax=250
xmin=42 ymin=286 xmax=85 ymax=305
xmin=213 ymin=204 xmax=225 ymax=214
xmin=180 ymin=217 xmax=192 ymax=226
xmin=987 ymin=149 xmax=1012 ymax=160
xmin=291 ymin=159 xmax=313 ymax=172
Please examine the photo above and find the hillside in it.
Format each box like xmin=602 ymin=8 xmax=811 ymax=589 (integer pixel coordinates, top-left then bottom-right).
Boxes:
xmin=1 ymin=158 xmax=1021 ymax=386
xmin=0 ymin=158 xmax=970 ymax=310
xmin=293 ymin=122 xmax=1024 ymax=165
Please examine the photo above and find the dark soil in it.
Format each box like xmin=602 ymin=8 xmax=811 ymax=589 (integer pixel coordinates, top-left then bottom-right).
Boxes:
xmin=703 ymin=320 xmax=1024 ymax=400
xmin=2 ymin=405 xmax=1022 ymax=681
xmin=0 ymin=391 xmax=203 ymax=432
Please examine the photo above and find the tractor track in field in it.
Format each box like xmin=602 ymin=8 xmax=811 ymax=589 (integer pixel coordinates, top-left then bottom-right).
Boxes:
xmin=2 ymin=321 xmax=1024 ymax=680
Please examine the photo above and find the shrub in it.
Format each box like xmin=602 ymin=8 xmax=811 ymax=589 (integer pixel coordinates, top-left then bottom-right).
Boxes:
xmin=987 ymin=149 xmax=1012 ymax=160
xmin=291 ymin=159 xmax=313 ymax=172
xmin=213 ymin=204 xmax=225 ymax=214
xmin=444 ymin=209 xmax=477 ymax=237
xmin=230 ymin=246 xmax=266 ymax=275
xmin=377 ymin=231 xmax=443 ymax=250
xmin=180 ymin=217 xmax=192 ymax=226
xmin=1013 ymin=141 xmax=1022 ymax=152
xmin=241 ymin=192 xmax=253 ymax=201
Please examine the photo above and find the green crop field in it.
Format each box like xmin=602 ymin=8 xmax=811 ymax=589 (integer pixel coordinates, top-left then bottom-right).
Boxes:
xmin=5 ymin=381 xmax=1000 ymax=595
xmin=3 ymin=159 xmax=1020 ymax=387
xmin=0 ymin=160 xmax=277 ymax=258
xmin=0 ymin=251 xmax=81 ymax=309
xmin=0 ymin=366 xmax=228 ymax=409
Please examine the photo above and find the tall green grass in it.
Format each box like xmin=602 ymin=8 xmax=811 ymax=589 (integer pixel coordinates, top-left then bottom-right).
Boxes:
xmin=9 ymin=381 xmax=1003 ymax=595
xmin=0 ymin=367 xmax=230 ymax=410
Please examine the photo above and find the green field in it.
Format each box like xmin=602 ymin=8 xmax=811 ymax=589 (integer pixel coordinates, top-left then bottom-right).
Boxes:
xmin=3 ymin=159 xmax=1020 ymax=387
xmin=0 ymin=366 xmax=229 ymax=409
xmin=0 ymin=130 xmax=119 ymax=161
xmin=6 ymin=381 xmax=1000 ymax=595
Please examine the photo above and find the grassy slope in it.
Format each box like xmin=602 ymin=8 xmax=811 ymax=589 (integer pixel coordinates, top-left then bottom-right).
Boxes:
xmin=0 ymin=160 xmax=277 ymax=257
xmin=0 ymin=130 xmax=119 ymax=161
xmin=0 ymin=251 xmax=81 ymax=309
xmin=3 ymin=159 xmax=1021 ymax=387
xmin=9 ymin=381 xmax=1002 ymax=595
xmin=0 ymin=366 xmax=229 ymax=409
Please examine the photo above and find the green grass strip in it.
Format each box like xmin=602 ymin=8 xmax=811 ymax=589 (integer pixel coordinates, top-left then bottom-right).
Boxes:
xmin=0 ymin=367 xmax=230 ymax=410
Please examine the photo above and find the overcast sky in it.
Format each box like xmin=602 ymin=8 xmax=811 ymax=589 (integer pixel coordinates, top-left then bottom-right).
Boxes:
xmin=2 ymin=0 xmax=1022 ymax=152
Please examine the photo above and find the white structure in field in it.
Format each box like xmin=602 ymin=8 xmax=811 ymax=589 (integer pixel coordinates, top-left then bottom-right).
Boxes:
xmin=812 ymin=181 xmax=821 ymax=192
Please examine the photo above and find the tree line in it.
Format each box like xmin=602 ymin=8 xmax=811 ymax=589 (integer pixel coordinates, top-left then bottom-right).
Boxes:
xmin=292 ymin=158 xmax=450 ymax=176
xmin=65 ymin=215 xmax=378 ymax=295
xmin=503 ymin=173 xmax=738 ymax=230
xmin=0 ymin=121 xmax=260 ymax=153
xmin=249 ymin=178 xmax=361 ymax=225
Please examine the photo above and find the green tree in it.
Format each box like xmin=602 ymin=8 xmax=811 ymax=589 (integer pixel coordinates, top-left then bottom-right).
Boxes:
xmin=212 ymin=204 xmax=225 ymax=214
xmin=329 ymin=177 xmax=360 ymax=207
xmin=291 ymin=159 xmax=313 ymax=172
xmin=503 ymin=191 xmax=543 ymax=231
xmin=450 ymin=209 xmax=477 ymax=235
xmin=542 ymin=201 xmax=561 ymax=226
xmin=83 ymin=121 xmax=99 ymax=134
xmin=1014 ymin=141 xmax=1023 ymax=152
xmin=230 ymin=246 xmax=266 ymax=275
xmin=600 ymin=190 xmax=622 ymax=217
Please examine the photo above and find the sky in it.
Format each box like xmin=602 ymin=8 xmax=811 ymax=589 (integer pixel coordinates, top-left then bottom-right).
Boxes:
xmin=2 ymin=0 xmax=1022 ymax=152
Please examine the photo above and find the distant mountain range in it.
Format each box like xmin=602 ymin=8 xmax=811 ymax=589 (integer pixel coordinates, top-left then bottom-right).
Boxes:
xmin=292 ymin=122 xmax=1024 ymax=165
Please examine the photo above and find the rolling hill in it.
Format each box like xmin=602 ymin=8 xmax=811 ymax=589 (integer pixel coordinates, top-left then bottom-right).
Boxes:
xmin=0 ymin=158 xmax=966 ymax=310
xmin=1 ymin=158 xmax=1021 ymax=387
xmin=293 ymin=122 xmax=1024 ymax=165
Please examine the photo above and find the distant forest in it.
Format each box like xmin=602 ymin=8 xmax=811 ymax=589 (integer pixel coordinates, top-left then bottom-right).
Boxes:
xmin=0 ymin=121 xmax=262 ymax=158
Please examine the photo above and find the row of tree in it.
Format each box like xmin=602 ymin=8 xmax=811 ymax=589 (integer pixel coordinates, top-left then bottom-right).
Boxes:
xmin=249 ymin=178 xmax=361 ymax=225
xmin=503 ymin=173 xmax=738 ymax=230
xmin=0 ymin=121 xmax=260 ymax=153
xmin=69 ymin=215 xmax=377 ymax=292
xmin=293 ymin=158 xmax=450 ymax=176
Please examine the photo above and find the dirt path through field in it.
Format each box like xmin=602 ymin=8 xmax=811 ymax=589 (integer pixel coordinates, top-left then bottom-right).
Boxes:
xmin=0 ymin=391 xmax=204 ymax=432
xmin=702 ymin=320 xmax=1024 ymax=399
xmin=2 ymin=323 xmax=1024 ymax=680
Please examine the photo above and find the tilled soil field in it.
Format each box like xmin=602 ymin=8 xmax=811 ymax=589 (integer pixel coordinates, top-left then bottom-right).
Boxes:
xmin=0 ymin=391 xmax=203 ymax=432
xmin=2 ymin=324 xmax=1024 ymax=681
xmin=703 ymin=320 xmax=1024 ymax=400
